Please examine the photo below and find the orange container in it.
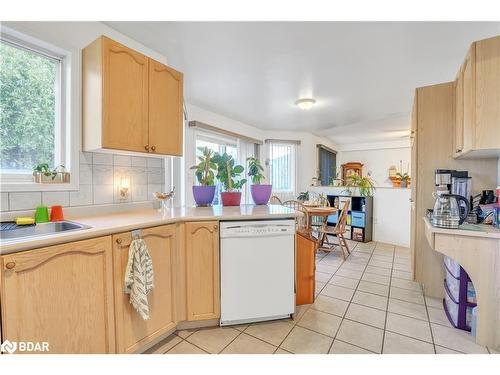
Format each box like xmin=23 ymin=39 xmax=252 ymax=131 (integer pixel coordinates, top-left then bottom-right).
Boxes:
xmin=50 ymin=205 xmax=64 ymax=222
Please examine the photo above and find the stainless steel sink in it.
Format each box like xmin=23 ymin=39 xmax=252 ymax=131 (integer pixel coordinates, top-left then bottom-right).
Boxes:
xmin=0 ymin=221 xmax=91 ymax=240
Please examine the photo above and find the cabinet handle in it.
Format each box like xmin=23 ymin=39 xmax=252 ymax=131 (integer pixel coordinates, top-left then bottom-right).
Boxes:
xmin=5 ymin=262 xmax=16 ymax=270
xmin=144 ymin=145 xmax=150 ymax=151
xmin=151 ymin=145 xmax=156 ymax=152
xmin=213 ymin=225 xmax=218 ymax=230
xmin=116 ymin=238 xmax=122 ymax=244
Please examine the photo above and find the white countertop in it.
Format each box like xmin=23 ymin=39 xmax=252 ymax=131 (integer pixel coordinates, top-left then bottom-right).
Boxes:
xmin=0 ymin=205 xmax=298 ymax=255
xmin=423 ymin=216 xmax=500 ymax=240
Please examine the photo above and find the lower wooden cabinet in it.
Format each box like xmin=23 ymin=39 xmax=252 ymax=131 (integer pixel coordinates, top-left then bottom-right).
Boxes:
xmin=112 ymin=225 xmax=177 ymax=353
xmin=295 ymin=232 xmax=315 ymax=305
xmin=185 ymin=221 xmax=220 ymax=321
xmin=0 ymin=237 xmax=115 ymax=354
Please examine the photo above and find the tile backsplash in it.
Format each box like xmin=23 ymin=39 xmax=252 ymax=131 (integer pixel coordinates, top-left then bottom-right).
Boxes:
xmin=1 ymin=152 xmax=166 ymax=212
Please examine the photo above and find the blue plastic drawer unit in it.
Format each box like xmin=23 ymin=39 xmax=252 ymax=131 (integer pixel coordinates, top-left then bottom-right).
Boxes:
xmin=327 ymin=212 xmax=339 ymax=224
xmin=351 ymin=211 xmax=365 ymax=228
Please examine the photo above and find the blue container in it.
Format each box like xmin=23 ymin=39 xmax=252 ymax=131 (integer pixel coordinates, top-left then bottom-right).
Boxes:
xmin=351 ymin=211 xmax=365 ymax=228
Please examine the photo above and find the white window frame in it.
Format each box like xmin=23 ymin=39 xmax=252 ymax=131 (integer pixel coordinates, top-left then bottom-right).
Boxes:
xmin=0 ymin=27 xmax=79 ymax=192
xmin=266 ymin=141 xmax=298 ymax=195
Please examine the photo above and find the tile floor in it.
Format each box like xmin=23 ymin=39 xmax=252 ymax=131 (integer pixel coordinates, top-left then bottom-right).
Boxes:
xmin=147 ymin=241 xmax=497 ymax=355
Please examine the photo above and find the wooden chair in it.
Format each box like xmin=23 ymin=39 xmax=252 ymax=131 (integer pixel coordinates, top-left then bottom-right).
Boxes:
xmin=282 ymin=199 xmax=308 ymax=234
xmin=269 ymin=195 xmax=283 ymax=205
xmin=317 ymin=200 xmax=351 ymax=259
xmin=310 ymin=197 xmax=330 ymax=241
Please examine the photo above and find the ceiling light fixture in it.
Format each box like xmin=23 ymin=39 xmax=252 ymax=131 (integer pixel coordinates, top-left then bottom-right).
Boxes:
xmin=295 ymin=98 xmax=316 ymax=110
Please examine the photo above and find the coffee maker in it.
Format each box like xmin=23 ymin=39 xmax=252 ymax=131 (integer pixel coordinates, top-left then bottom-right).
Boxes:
xmin=434 ymin=169 xmax=472 ymax=218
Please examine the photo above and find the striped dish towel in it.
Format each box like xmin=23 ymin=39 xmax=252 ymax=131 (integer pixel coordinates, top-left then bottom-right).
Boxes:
xmin=124 ymin=238 xmax=155 ymax=320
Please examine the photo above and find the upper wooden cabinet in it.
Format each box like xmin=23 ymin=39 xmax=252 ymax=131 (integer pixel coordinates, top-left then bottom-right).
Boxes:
xmin=149 ymin=60 xmax=184 ymax=156
xmin=0 ymin=237 xmax=115 ymax=354
xmin=112 ymin=225 xmax=177 ymax=353
xmin=185 ymin=221 xmax=220 ymax=321
xmin=454 ymin=35 xmax=500 ymax=158
xmin=82 ymin=36 xmax=184 ymax=156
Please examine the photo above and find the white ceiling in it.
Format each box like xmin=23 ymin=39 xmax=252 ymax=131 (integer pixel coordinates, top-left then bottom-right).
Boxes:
xmin=107 ymin=22 xmax=500 ymax=144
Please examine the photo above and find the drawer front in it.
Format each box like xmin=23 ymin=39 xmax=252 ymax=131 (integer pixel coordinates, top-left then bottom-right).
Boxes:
xmin=445 ymin=267 xmax=460 ymax=302
xmin=351 ymin=212 xmax=365 ymax=228
xmin=443 ymin=255 xmax=461 ymax=278
xmin=327 ymin=212 xmax=338 ymax=224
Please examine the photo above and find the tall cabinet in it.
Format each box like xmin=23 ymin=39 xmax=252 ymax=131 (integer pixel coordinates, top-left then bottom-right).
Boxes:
xmin=410 ymin=82 xmax=498 ymax=297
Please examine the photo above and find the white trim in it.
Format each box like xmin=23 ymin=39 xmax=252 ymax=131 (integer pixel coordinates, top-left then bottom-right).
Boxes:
xmin=338 ymin=139 xmax=411 ymax=152
xmin=0 ymin=26 xmax=79 ymax=192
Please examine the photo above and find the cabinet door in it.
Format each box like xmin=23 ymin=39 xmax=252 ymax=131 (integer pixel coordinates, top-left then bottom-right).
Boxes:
xmin=113 ymin=225 xmax=177 ymax=354
xmin=0 ymin=237 xmax=115 ymax=354
xmin=102 ymin=36 xmax=149 ymax=153
xmin=454 ymin=72 xmax=464 ymax=155
xmin=474 ymin=35 xmax=500 ymax=150
xmin=148 ymin=59 xmax=184 ymax=156
xmin=462 ymin=45 xmax=475 ymax=154
xmin=185 ymin=221 xmax=220 ymax=321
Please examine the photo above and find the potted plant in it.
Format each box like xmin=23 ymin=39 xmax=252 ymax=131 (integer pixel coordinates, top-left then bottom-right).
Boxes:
xmin=247 ymin=157 xmax=272 ymax=205
xmin=297 ymin=191 xmax=310 ymax=202
xmin=330 ymin=167 xmax=343 ymax=187
xmin=33 ymin=163 xmax=70 ymax=183
xmin=344 ymin=173 xmax=376 ymax=197
xmin=397 ymin=172 xmax=411 ymax=188
xmin=190 ymin=147 xmax=217 ymax=206
xmin=213 ymin=152 xmax=247 ymax=206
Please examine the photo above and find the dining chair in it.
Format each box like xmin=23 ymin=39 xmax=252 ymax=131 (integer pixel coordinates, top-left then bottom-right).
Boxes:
xmin=282 ymin=199 xmax=308 ymax=234
xmin=317 ymin=200 xmax=351 ymax=259
xmin=269 ymin=195 xmax=283 ymax=205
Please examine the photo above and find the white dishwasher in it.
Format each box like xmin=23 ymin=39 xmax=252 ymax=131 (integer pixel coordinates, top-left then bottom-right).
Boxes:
xmin=219 ymin=219 xmax=295 ymax=326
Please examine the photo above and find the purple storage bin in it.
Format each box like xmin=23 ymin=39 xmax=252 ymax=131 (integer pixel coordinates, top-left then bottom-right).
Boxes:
xmin=442 ymin=259 xmax=477 ymax=332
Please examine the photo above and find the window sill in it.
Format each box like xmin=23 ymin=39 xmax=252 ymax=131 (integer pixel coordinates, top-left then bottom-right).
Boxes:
xmin=0 ymin=180 xmax=79 ymax=192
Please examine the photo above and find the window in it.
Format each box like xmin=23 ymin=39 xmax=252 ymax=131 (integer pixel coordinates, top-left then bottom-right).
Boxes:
xmin=195 ymin=131 xmax=239 ymax=204
xmin=0 ymin=34 xmax=66 ymax=184
xmin=268 ymin=141 xmax=297 ymax=194
xmin=318 ymin=145 xmax=337 ymax=186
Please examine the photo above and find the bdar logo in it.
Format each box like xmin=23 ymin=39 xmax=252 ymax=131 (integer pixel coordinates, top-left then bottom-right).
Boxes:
xmin=1 ymin=340 xmax=18 ymax=354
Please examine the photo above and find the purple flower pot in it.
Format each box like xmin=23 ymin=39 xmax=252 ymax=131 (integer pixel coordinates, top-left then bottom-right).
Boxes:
xmin=192 ymin=185 xmax=216 ymax=206
xmin=250 ymin=184 xmax=273 ymax=205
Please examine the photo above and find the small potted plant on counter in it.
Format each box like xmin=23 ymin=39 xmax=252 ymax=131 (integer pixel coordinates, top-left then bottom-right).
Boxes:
xmin=190 ymin=146 xmax=217 ymax=206
xmin=214 ymin=152 xmax=247 ymax=206
xmin=247 ymin=157 xmax=272 ymax=205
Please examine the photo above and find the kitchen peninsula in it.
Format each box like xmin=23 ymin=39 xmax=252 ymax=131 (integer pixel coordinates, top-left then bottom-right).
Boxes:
xmin=424 ymin=217 xmax=500 ymax=350
xmin=0 ymin=205 xmax=298 ymax=354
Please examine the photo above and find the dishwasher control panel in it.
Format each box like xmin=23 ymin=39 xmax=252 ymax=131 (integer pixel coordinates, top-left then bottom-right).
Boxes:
xmin=219 ymin=220 xmax=296 ymax=238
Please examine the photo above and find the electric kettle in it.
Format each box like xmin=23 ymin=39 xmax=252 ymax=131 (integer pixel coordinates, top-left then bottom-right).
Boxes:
xmin=431 ymin=193 xmax=469 ymax=229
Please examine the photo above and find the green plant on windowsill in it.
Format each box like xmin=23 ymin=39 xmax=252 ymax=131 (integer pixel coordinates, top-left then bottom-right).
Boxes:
xmin=343 ymin=174 xmax=376 ymax=197
xmin=246 ymin=156 xmax=265 ymax=184
xmin=213 ymin=152 xmax=247 ymax=192
xmin=190 ymin=146 xmax=217 ymax=186
xmin=33 ymin=163 xmax=67 ymax=180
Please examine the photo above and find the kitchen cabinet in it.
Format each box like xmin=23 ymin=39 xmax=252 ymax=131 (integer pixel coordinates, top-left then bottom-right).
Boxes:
xmin=112 ymin=225 xmax=177 ymax=354
xmin=411 ymin=82 xmax=498 ymax=297
xmin=82 ymin=35 xmax=184 ymax=156
xmin=0 ymin=237 xmax=115 ymax=354
xmin=149 ymin=59 xmax=184 ymax=156
xmin=453 ymin=36 xmax=500 ymax=158
xmin=185 ymin=221 xmax=220 ymax=321
xmin=295 ymin=232 xmax=315 ymax=305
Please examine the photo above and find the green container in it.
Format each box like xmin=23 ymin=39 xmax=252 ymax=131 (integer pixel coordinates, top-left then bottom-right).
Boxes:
xmin=34 ymin=206 xmax=49 ymax=223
